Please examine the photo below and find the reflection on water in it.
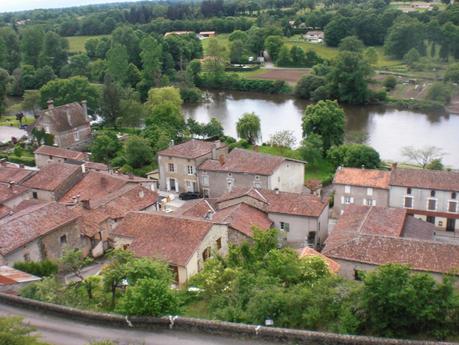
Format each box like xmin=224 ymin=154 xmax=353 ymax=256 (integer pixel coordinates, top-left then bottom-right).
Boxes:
xmin=183 ymin=91 xmax=459 ymax=167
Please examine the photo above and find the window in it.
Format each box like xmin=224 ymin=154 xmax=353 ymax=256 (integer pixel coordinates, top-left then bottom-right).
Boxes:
xmin=428 ymin=198 xmax=436 ymax=211
xmin=216 ymin=238 xmax=222 ymax=250
xmin=280 ymin=222 xmax=290 ymax=232
xmin=202 ymin=247 xmax=211 ymax=261
xmin=228 ymin=172 xmax=232 ymax=177
xmin=203 ymin=188 xmax=209 ymax=198
xmin=407 ymin=187 xmax=412 ymax=195
xmin=73 ymin=130 xmax=80 ymax=141
xmin=255 ymin=175 xmax=260 ymax=180
xmin=344 ymin=185 xmax=351 ymax=194
xmin=449 ymin=201 xmax=458 ymax=213
xmin=344 ymin=196 xmax=352 ymax=204
xmin=431 ymin=190 xmax=436 ymax=197
xmin=202 ymin=175 xmax=209 ymax=187
xmin=49 ymin=155 xmax=53 ymax=160
xmin=354 ymin=269 xmax=365 ymax=281
xmin=365 ymin=199 xmax=373 ymax=206
xmin=367 ymin=188 xmax=373 ymax=196
xmin=60 ymin=234 xmax=67 ymax=245
xmin=452 ymin=192 xmax=457 ymax=200
xmin=426 ymin=216 xmax=435 ymax=224
xmin=32 ymin=192 xmax=38 ymax=199
xmin=168 ymin=163 xmax=175 ymax=172
xmin=404 ymin=196 xmax=413 ymax=208
xmin=307 ymin=231 xmax=316 ymax=245
xmin=446 ymin=219 xmax=456 ymax=232
xmin=187 ymin=165 xmax=194 ymax=175
xmin=23 ymin=253 xmax=30 ymax=262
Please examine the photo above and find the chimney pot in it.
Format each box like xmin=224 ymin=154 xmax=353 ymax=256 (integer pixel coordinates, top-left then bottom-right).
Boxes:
xmin=81 ymin=100 xmax=88 ymax=121
xmin=47 ymin=99 xmax=54 ymax=110
xmin=218 ymin=154 xmax=225 ymax=166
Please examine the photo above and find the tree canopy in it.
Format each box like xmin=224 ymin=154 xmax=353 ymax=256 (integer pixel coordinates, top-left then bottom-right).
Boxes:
xmin=236 ymin=112 xmax=261 ymax=144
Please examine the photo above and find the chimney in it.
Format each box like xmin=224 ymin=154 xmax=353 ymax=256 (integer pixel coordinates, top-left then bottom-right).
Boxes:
xmin=81 ymin=163 xmax=86 ymax=174
xmin=128 ymin=173 xmax=134 ymax=180
xmin=204 ymin=211 xmax=214 ymax=220
xmin=211 ymin=146 xmax=217 ymax=160
xmin=81 ymin=100 xmax=88 ymax=121
xmin=391 ymin=162 xmax=398 ymax=170
xmin=8 ymin=181 xmax=15 ymax=189
xmin=219 ymin=154 xmax=225 ymax=166
xmin=19 ymin=164 xmax=24 ymax=168
xmin=81 ymin=199 xmax=90 ymax=210
xmin=47 ymin=99 xmax=54 ymax=110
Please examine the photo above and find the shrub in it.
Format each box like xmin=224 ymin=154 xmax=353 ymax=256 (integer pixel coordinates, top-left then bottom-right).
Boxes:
xmin=383 ymin=76 xmax=397 ymax=91
xmin=426 ymin=82 xmax=452 ymax=105
xmin=14 ymin=260 xmax=58 ymax=277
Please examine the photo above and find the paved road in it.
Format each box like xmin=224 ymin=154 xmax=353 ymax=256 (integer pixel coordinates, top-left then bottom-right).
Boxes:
xmin=0 ymin=303 xmax=277 ymax=345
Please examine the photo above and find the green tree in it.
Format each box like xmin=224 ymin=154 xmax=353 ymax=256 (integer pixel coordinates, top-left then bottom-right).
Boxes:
xmin=384 ymin=17 xmax=425 ymax=59
xmin=203 ymin=38 xmax=227 ymax=76
xmin=39 ymin=31 xmax=68 ymax=72
xmin=426 ymin=159 xmax=444 ymax=171
xmin=102 ymin=249 xmax=134 ymax=308
xmin=229 ymin=30 xmax=248 ymax=42
xmin=295 ymin=75 xmax=325 ymax=100
xmin=324 ymin=16 xmax=354 ymax=47
xmin=236 ymin=112 xmax=261 ymax=144
xmin=20 ymin=27 xmax=44 ymax=67
xmin=338 ymin=36 xmax=365 ymax=53
xmin=0 ymin=27 xmax=20 ymax=72
xmin=426 ymin=82 xmax=452 ymax=105
xmin=360 ymin=264 xmax=459 ymax=338
xmin=0 ymin=68 xmax=10 ymax=114
xmin=383 ymin=76 xmax=397 ymax=91
xmin=364 ymin=47 xmax=378 ymax=66
xmin=146 ymin=86 xmax=182 ymax=112
xmin=247 ymin=26 xmax=265 ymax=56
xmin=63 ymin=54 xmax=90 ymax=77
xmin=290 ymin=46 xmax=306 ymax=67
xmin=100 ymin=76 xmax=122 ymax=127
xmin=327 ymin=51 xmax=371 ymax=104
xmin=140 ymin=36 xmax=162 ymax=89
xmin=203 ymin=117 xmax=224 ymax=139
xmin=124 ymin=135 xmax=153 ymax=169
xmin=60 ymin=249 xmax=93 ymax=282
xmin=302 ymin=100 xmax=345 ymax=152
xmin=111 ymin=25 xmax=141 ymax=66
xmin=0 ymin=316 xmax=51 ymax=345
xmin=445 ymin=63 xmax=459 ymax=83
xmin=275 ymin=45 xmax=292 ymax=67
xmin=34 ymin=66 xmax=56 ymax=88
xmin=264 ymin=35 xmax=284 ymax=61
xmin=299 ymin=134 xmax=324 ymax=164
xmin=403 ymin=48 xmax=421 ymax=68
xmin=327 ymin=144 xmax=381 ymax=169
xmin=230 ymin=39 xmax=247 ymax=64
xmin=39 ymin=76 xmax=100 ymax=110
xmin=106 ymin=44 xmax=129 ymax=86
xmin=90 ymin=131 xmax=122 ymax=163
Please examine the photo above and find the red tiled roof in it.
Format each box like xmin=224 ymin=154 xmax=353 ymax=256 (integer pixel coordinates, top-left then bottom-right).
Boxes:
xmin=60 ymin=171 xmax=136 ymax=203
xmin=0 ymin=266 xmax=40 ymax=285
xmin=84 ymin=161 xmax=108 ymax=171
xmin=0 ymin=183 xmax=29 ymax=203
xmin=0 ymin=166 xmax=35 ymax=184
xmin=199 ymin=148 xmax=298 ymax=176
xmin=390 ymin=168 xmax=459 ymax=191
xmin=0 ymin=202 xmax=79 ymax=255
xmin=217 ymin=187 xmax=327 ymax=217
xmin=297 ymin=247 xmax=340 ymax=273
xmin=34 ymin=145 xmax=86 ymax=161
xmin=179 ymin=199 xmax=272 ymax=238
xmin=112 ymin=212 xmax=214 ymax=266
xmin=159 ymin=139 xmax=225 ymax=159
xmin=22 ymin=163 xmax=81 ymax=191
xmin=36 ymin=102 xmax=89 ymax=132
xmin=322 ymin=205 xmax=457 ymax=275
xmin=334 ymin=168 xmax=390 ymax=189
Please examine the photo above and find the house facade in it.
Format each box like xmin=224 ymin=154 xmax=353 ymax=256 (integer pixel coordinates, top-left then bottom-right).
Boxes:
xmin=198 ymin=148 xmax=305 ymax=198
xmin=332 ymin=167 xmax=390 ymax=217
xmin=112 ymin=212 xmax=228 ymax=286
xmin=389 ymin=168 xmax=459 ymax=239
xmin=34 ymin=145 xmax=87 ymax=168
xmin=32 ymin=100 xmax=91 ymax=150
xmin=158 ymin=140 xmax=228 ymax=193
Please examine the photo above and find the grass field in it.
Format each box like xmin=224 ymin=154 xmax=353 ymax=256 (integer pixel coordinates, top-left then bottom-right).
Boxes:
xmin=66 ymin=35 xmax=109 ymax=53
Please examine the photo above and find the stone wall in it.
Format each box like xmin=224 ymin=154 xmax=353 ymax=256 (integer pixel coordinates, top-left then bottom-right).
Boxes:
xmin=0 ymin=293 xmax=454 ymax=345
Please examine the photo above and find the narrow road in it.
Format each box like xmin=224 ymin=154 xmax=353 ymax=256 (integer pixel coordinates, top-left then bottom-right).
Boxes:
xmin=0 ymin=303 xmax=276 ymax=345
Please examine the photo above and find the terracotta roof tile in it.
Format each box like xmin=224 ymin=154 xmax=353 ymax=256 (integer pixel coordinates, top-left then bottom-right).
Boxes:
xmin=22 ymin=163 xmax=81 ymax=191
xmin=36 ymin=103 xmax=89 ymax=132
xmin=322 ymin=205 xmax=456 ymax=275
xmin=390 ymin=168 xmax=459 ymax=191
xmin=0 ymin=183 xmax=29 ymax=203
xmin=0 ymin=166 xmax=35 ymax=184
xmin=297 ymin=247 xmax=340 ymax=273
xmin=199 ymin=148 xmax=295 ymax=176
xmin=159 ymin=139 xmax=225 ymax=159
xmin=0 ymin=202 xmax=79 ymax=255
xmin=84 ymin=161 xmax=108 ymax=171
xmin=35 ymin=145 xmax=87 ymax=161
xmin=113 ymin=212 xmax=214 ymax=266
xmin=334 ymin=168 xmax=390 ymax=189
xmin=0 ymin=266 xmax=41 ymax=285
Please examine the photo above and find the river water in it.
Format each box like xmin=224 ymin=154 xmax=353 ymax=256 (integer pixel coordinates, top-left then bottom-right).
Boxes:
xmin=183 ymin=91 xmax=459 ymax=168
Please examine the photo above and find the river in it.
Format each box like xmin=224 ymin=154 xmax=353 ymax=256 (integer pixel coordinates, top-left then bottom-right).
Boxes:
xmin=183 ymin=91 xmax=459 ymax=168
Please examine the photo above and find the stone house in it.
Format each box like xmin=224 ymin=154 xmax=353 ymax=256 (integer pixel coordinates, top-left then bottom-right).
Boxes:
xmin=0 ymin=202 xmax=86 ymax=265
xmin=34 ymin=145 xmax=87 ymax=168
xmin=216 ymin=187 xmax=329 ymax=248
xmin=389 ymin=167 xmax=459 ymax=239
xmin=0 ymin=183 xmax=32 ymax=218
xmin=158 ymin=139 xmax=228 ymax=193
xmin=0 ymin=163 xmax=35 ymax=184
xmin=32 ymin=100 xmax=91 ymax=150
xmin=322 ymin=205 xmax=459 ymax=285
xmin=176 ymin=198 xmax=273 ymax=245
xmin=112 ymin=212 xmax=228 ymax=286
xmin=332 ymin=167 xmax=390 ymax=217
xmin=59 ymin=171 xmax=159 ymax=256
xmin=22 ymin=163 xmax=84 ymax=201
xmin=198 ymin=148 xmax=305 ymax=198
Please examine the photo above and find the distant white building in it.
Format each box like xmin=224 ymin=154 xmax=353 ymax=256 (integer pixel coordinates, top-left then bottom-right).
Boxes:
xmin=304 ymin=30 xmax=324 ymax=43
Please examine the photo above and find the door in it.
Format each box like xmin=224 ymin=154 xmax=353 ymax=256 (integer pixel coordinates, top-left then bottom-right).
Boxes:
xmin=186 ymin=180 xmax=194 ymax=192
xmin=169 ymin=178 xmax=178 ymax=192
xmin=446 ymin=218 xmax=456 ymax=232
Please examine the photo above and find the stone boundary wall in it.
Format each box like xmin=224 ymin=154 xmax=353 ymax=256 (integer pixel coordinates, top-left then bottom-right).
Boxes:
xmin=0 ymin=292 xmax=456 ymax=345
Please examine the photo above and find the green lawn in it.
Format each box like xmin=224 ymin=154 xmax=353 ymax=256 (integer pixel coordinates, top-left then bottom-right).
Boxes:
xmin=66 ymin=35 xmax=109 ymax=53
xmin=202 ymin=34 xmax=230 ymax=57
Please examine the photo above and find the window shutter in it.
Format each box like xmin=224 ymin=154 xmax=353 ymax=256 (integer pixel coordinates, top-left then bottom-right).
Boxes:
xmin=341 ymin=196 xmax=345 ymax=204
xmin=372 ymin=200 xmax=376 ymax=206
xmin=166 ymin=179 xmax=170 ymax=191
xmin=363 ymin=199 xmax=367 ymax=205
xmin=350 ymin=197 xmax=354 ymax=203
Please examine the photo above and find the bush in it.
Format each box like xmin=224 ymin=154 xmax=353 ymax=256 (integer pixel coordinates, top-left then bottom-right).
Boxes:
xmin=426 ymin=82 xmax=453 ymax=105
xmin=14 ymin=260 xmax=58 ymax=277
xmin=383 ymin=76 xmax=397 ymax=91
xmin=180 ymin=86 xmax=203 ymax=103
xmin=327 ymin=144 xmax=381 ymax=169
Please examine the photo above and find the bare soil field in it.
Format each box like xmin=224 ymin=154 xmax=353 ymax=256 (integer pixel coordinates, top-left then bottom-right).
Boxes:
xmin=250 ymin=68 xmax=310 ymax=84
